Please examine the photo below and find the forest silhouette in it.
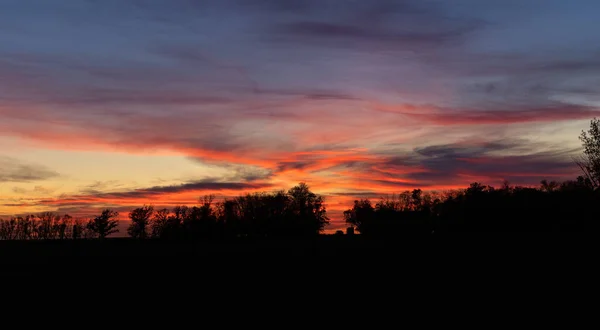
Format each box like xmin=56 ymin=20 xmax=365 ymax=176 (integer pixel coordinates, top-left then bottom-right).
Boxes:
xmin=1 ymin=119 xmax=599 ymax=240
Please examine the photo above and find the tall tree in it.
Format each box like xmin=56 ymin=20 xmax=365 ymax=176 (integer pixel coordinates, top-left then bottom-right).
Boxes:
xmin=577 ymin=118 xmax=600 ymax=188
xmin=87 ymin=209 xmax=119 ymax=239
xmin=127 ymin=205 xmax=154 ymax=239
xmin=0 ymin=218 xmax=17 ymax=240
xmin=150 ymin=208 xmax=170 ymax=238
xmin=72 ymin=218 xmax=86 ymax=240
xmin=344 ymin=199 xmax=375 ymax=234
xmin=37 ymin=212 xmax=60 ymax=240
xmin=287 ymin=182 xmax=329 ymax=235
xmin=182 ymin=195 xmax=219 ymax=239
xmin=57 ymin=214 xmax=73 ymax=240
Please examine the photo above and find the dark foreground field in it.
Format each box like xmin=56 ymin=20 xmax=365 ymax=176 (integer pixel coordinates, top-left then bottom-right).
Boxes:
xmin=0 ymin=234 xmax=588 ymax=278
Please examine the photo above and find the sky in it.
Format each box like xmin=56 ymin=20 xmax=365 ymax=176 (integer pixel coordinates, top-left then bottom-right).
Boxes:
xmin=1 ymin=0 xmax=600 ymax=231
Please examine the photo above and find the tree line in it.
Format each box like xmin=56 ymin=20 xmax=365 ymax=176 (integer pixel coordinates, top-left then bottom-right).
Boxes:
xmin=0 ymin=183 xmax=329 ymax=240
xmin=2 ymin=177 xmax=593 ymax=240
xmin=0 ymin=209 xmax=120 ymax=240
xmin=2 ymin=119 xmax=600 ymax=239
xmin=344 ymin=179 xmax=596 ymax=234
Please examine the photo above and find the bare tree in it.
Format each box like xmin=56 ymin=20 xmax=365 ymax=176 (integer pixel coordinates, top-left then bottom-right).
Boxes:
xmin=72 ymin=218 xmax=86 ymax=239
xmin=37 ymin=212 xmax=60 ymax=240
xmin=0 ymin=218 xmax=17 ymax=240
xmin=87 ymin=209 xmax=119 ymax=239
xmin=58 ymin=214 xmax=73 ymax=240
xmin=576 ymin=118 xmax=600 ymax=188
xmin=16 ymin=215 xmax=37 ymax=240
xmin=150 ymin=208 xmax=170 ymax=238
xmin=127 ymin=205 xmax=154 ymax=239
xmin=540 ymin=180 xmax=559 ymax=193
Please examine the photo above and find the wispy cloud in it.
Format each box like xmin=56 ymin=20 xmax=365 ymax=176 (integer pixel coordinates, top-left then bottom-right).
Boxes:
xmin=34 ymin=179 xmax=274 ymax=209
xmin=399 ymin=140 xmax=580 ymax=186
xmin=374 ymin=103 xmax=600 ymax=125
xmin=0 ymin=157 xmax=59 ymax=183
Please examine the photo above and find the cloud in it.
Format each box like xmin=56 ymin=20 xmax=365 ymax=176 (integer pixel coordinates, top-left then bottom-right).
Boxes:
xmin=1 ymin=203 xmax=27 ymax=207
xmin=227 ymin=166 xmax=274 ymax=182
xmin=455 ymin=53 xmax=600 ymax=78
xmin=254 ymin=88 xmax=358 ymax=101
xmin=38 ymin=179 xmax=274 ymax=207
xmin=123 ymin=180 xmax=272 ymax=195
xmin=11 ymin=185 xmax=56 ymax=195
xmin=330 ymin=191 xmax=383 ymax=198
xmin=185 ymin=159 xmax=274 ymax=182
xmin=276 ymin=161 xmax=313 ymax=172
xmin=275 ymin=21 xmax=478 ymax=49
xmin=395 ymin=140 xmax=580 ymax=186
xmin=376 ymin=103 xmax=600 ymax=125
xmin=79 ymin=180 xmax=129 ymax=195
xmin=267 ymin=1 xmax=484 ymax=52
xmin=0 ymin=157 xmax=59 ymax=183
xmin=12 ymin=187 xmax=27 ymax=194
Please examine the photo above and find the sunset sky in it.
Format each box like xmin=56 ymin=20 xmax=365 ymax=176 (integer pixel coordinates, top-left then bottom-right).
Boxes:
xmin=1 ymin=0 xmax=599 ymax=231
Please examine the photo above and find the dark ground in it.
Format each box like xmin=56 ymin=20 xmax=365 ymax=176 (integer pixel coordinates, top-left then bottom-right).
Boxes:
xmin=0 ymin=234 xmax=588 ymax=276
xmin=0 ymin=234 xmax=591 ymax=312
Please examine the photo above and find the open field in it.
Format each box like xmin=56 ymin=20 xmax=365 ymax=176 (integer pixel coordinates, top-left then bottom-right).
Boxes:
xmin=0 ymin=234 xmax=588 ymax=278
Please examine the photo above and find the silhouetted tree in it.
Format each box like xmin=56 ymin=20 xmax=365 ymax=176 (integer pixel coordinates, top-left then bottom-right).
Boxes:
xmin=224 ymin=190 xmax=289 ymax=237
xmin=344 ymin=199 xmax=374 ymax=234
xmin=87 ymin=209 xmax=119 ymax=239
xmin=15 ymin=215 xmax=37 ymax=240
xmin=0 ymin=218 xmax=17 ymax=240
xmin=150 ymin=208 xmax=170 ymax=238
xmin=216 ymin=199 xmax=242 ymax=236
xmin=286 ymin=183 xmax=329 ymax=235
xmin=182 ymin=196 xmax=219 ymax=239
xmin=154 ymin=205 xmax=188 ymax=239
xmin=540 ymin=180 xmax=559 ymax=192
xmin=72 ymin=218 xmax=86 ymax=240
xmin=210 ymin=183 xmax=329 ymax=238
xmin=345 ymin=189 xmax=433 ymax=236
xmin=37 ymin=212 xmax=62 ymax=239
xmin=127 ymin=205 xmax=154 ymax=239
xmin=577 ymin=118 xmax=600 ymax=188
xmin=3 ymin=175 xmax=594 ymax=240
xmin=57 ymin=214 xmax=73 ymax=240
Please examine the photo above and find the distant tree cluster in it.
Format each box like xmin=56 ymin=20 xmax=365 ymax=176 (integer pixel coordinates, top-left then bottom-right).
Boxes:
xmin=345 ymin=179 xmax=597 ymax=234
xmin=344 ymin=189 xmax=439 ymax=235
xmin=0 ymin=183 xmax=328 ymax=241
xmin=129 ymin=183 xmax=329 ymax=239
xmin=0 ymin=209 xmax=119 ymax=240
